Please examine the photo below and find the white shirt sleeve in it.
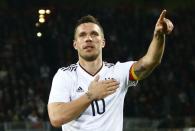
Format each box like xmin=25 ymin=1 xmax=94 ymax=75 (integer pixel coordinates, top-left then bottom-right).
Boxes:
xmin=48 ymin=69 xmax=71 ymax=103
xmin=115 ymin=61 xmax=138 ymax=88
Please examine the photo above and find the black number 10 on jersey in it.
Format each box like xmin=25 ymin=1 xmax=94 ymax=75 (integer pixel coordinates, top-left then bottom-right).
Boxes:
xmin=91 ymin=99 xmax=105 ymax=116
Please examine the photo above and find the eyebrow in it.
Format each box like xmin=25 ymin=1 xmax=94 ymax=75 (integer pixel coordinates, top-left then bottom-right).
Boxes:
xmin=78 ymin=30 xmax=99 ymax=36
xmin=91 ymin=30 xmax=99 ymax=35
xmin=78 ymin=32 xmax=86 ymax=36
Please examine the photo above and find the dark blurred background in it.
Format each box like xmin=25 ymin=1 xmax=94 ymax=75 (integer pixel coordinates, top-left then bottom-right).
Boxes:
xmin=0 ymin=0 xmax=195 ymax=130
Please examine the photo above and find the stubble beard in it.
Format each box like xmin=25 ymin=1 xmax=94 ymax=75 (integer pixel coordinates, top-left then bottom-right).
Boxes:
xmin=79 ymin=52 xmax=99 ymax=62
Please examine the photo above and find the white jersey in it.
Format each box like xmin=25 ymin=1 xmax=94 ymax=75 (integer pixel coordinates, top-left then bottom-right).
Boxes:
xmin=48 ymin=61 xmax=138 ymax=131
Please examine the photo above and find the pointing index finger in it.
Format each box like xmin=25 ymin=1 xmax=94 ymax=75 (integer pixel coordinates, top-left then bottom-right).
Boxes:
xmin=158 ymin=9 xmax=167 ymax=23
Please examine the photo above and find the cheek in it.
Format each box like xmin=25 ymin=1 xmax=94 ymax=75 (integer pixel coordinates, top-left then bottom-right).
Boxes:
xmin=93 ymin=37 xmax=100 ymax=42
xmin=96 ymin=39 xmax=104 ymax=47
xmin=75 ymin=41 xmax=83 ymax=49
xmin=77 ymin=45 xmax=83 ymax=51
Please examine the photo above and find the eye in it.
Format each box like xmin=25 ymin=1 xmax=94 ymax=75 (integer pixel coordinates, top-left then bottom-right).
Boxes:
xmin=91 ymin=31 xmax=99 ymax=37
xmin=79 ymin=32 xmax=86 ymax=37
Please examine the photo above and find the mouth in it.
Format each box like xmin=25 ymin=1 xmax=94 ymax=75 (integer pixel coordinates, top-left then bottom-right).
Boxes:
xmin=83 ymin=46 xmax=94 ymax=50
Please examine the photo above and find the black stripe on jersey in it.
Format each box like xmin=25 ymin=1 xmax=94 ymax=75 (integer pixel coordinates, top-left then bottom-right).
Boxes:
xmin=104 ymin=62 xmax=114 ymax=68
xmin=60 ymin=64 xmax=78 ymax=72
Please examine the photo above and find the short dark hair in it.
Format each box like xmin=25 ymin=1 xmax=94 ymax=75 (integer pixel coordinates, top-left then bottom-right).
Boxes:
xmin=74 ymin=15 xmax=104 ymax=38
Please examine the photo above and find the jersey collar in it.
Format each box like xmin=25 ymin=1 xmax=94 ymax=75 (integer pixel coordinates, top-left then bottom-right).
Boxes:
xmin=77 ymin=62 xmax=105 ymax=78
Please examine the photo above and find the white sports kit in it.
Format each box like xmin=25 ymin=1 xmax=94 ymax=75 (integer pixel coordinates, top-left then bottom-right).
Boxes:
xmin=48 ymin=61 xmax=138 ymax=131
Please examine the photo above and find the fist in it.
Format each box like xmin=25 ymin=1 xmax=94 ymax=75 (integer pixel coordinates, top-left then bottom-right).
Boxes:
xmin=155 ymin=10 xmax=174 ymax=35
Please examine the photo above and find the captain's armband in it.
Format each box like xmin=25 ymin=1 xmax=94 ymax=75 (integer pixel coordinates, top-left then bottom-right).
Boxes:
xmin=129 ymin=64 xmax=140 ymax=81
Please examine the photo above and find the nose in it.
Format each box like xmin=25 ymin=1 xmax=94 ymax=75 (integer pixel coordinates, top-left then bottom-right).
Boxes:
xmin=85 ymin=35 xmax=92 ymax=42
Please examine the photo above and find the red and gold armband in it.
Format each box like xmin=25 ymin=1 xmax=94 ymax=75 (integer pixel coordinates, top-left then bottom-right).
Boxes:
xmin=129 ymin=64 xmax=139 ymax=81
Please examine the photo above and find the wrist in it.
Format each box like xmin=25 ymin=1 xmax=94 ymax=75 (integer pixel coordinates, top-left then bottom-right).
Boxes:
xmin=85 ymin=91 xmax=94 ymax=101
xmin=154 ymin=31 xmax=165 ymax=39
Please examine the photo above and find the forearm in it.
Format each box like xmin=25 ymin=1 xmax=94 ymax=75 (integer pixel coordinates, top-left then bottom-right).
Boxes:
xmin=145 ymin=32 xmax=165 ymax=65
xmin=133 ymin=33 xmax=165 ymax=79
xmin=48 ymin=93 xmax=92 ymax=127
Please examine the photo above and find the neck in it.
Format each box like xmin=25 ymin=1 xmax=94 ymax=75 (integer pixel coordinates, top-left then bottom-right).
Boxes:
xmin=79 ymin=57 xmax=103 ymax=76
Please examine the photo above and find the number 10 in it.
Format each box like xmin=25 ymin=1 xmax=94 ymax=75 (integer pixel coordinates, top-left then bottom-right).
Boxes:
xmin=91 ymin=99 xmax=105 ymax=116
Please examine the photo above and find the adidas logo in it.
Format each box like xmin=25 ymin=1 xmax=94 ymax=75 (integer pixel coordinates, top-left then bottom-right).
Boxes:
xmin=76 ymin=86 xmax=84 ymax=92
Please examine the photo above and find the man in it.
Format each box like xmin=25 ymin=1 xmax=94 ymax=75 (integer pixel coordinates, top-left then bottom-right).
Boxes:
xmin=48 ymin=10 xmax=174 ymax=131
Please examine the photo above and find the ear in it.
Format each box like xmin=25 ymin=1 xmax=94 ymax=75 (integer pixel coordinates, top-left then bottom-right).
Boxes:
xmin=73 ymin=40 xmax=77 ymax=50
xmin=102 ymin=39 xmax=105 ymax=48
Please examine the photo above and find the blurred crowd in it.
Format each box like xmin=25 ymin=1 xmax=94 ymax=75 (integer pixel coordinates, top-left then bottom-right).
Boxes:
xmin=0 ymin=5 xmax=195 ymax=127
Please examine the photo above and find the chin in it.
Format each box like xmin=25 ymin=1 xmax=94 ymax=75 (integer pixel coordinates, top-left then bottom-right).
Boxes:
xmin=81 ymin=54 xmax=99 ymax=61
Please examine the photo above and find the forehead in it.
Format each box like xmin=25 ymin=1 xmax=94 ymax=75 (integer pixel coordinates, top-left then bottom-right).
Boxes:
xmin=76 ymin=23 xmax=102 ymax=34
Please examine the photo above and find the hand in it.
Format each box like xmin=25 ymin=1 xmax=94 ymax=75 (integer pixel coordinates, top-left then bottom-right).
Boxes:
xmin=87 ymin=75 xmax=120 ymax=100
xmin=155 ymin=10 xmax=174 ymax=35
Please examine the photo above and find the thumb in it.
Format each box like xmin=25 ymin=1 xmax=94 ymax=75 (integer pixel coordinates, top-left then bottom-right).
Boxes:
xmin=94 ymin=75 xmax=100 ymax=82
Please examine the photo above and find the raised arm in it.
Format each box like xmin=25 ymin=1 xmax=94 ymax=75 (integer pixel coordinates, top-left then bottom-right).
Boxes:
xmin=131 ymin=10 xmax=174 ymax=80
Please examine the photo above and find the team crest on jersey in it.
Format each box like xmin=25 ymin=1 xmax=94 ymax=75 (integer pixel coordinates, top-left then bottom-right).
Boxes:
xmin=76 ymin=86 xmax=84 ymax=92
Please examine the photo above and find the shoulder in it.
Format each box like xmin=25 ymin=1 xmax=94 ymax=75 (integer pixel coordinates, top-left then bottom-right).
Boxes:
xmin=113 ymin=61 xmax=136 ymax=74
xmin=104 ymin=61 xmax=115 ymax=68
xmin=115 ymin=61 xmax=135 ymax=67
xmin=103 ymin=61 xmax=135 ymax=71
xmin=104 ymin=61 xmax=135 ymax=68
xmin=59 ymin=63 xmax=78 ymax=72
xmin=54 ymin=63 xmax=78 ymax=79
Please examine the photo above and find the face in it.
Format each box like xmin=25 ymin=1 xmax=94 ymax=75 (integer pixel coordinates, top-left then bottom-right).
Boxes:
xmin=74 ymin=23 xmax=105 ymax=62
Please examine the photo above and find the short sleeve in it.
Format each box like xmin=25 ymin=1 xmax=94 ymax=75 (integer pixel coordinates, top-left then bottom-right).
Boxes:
xmin=48 ymin=69 xmax=71 ymax=104
xmin=115 ymin=61 xmax=138 ymax=88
